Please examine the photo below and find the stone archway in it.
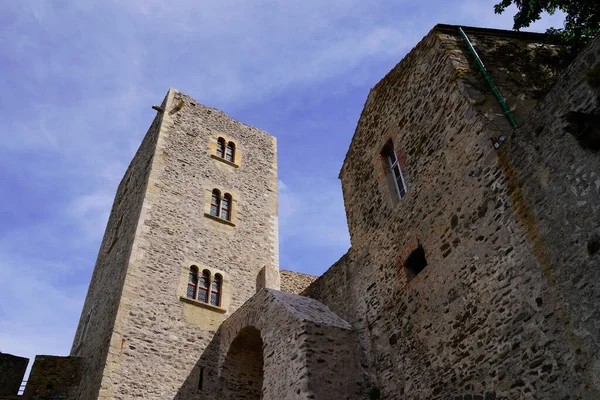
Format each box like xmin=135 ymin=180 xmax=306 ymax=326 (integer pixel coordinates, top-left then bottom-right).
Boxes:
xmin=219 ymin=326 xmax=264 ymax=399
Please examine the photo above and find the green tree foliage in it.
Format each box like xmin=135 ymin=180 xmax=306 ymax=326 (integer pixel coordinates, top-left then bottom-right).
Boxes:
xmin=494 ymin=0 xmax=600 ymax=49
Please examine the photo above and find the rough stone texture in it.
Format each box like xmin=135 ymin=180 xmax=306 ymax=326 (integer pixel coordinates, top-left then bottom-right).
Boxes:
xmin=280 ymin=269 xmax=318 ymax=294
xmin=304 ymin=26 xmax=600 ymax=399
xmin=0 ymin=353 xmax=28 ymax=398
xmin=210 ymin=289 xmax=362 ymax=400
xmin=22 ymin=356 xmax=82 ymax=400
xmin=71 ymin=89 xmax=278 ymax=399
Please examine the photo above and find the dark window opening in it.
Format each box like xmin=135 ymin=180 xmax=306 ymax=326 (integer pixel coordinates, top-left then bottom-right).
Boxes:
xmin=404 ymin=244 xmax=427 ymax=282
xmin=197 ymin=367 xmax=205 ymax=391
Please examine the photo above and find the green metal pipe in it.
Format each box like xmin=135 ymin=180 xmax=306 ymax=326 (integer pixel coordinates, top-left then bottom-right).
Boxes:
xmin=458 ymin=27 xmax=518 ymax=128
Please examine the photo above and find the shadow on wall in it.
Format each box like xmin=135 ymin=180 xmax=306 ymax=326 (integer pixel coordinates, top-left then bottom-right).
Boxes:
xmin=219 ymin=326 xmax=264 ymax=399
xmin=173 ymin=327 xmax=265 ymax=400
xmin=172 ymin=335 xmax=221 ymax=400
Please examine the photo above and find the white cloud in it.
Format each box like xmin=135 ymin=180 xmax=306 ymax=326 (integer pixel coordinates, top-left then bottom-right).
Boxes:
xmin=279 ymin=177 xmax=350 ymax=249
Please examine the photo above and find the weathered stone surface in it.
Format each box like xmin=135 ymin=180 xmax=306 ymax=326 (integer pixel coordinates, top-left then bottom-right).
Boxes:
xmin=70 ymin=89 xmax=279 ymax=399
xmin=304 ymin=26 xmax=600 ymax=399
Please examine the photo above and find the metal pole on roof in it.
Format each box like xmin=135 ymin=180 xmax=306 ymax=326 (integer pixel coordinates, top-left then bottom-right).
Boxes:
xmin=458 ymin=27 xmax=519 ymax=129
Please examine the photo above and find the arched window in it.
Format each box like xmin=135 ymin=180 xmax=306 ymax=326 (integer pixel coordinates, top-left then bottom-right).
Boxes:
xmin=198 ymin=270 xmax=210 ymax=302
xmin=221 ymin=194 xmax=232 ymax=221
xmin=210 ymin=189 xmax=221 ymax=217
xmin=210 ymin=274 xmax=222 ymax=306
xmin=187 ymin=266 xmax=199 ymax=299
xmin=225 ymin=142 xmax=235 ymax=163
xmin=216 ymin=137 xmax=225 ymax=158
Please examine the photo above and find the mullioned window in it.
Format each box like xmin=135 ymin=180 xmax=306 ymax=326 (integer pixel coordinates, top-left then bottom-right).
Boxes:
xmin=187 ymin=266 xmax=222 ymax=307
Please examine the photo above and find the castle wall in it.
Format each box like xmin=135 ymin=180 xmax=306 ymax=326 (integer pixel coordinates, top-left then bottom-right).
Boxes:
xmin=305 ymin=27 xmax=600 ymax=399
xmin=22 ymin=356 xmax=83 ymax=400
xmin=96 ymin=89 xmax=279 ymax=399
xmin=70 ymin=94 xmax=167 ymax=399
xmin=497 ymin=34 xmax=600 ymax=396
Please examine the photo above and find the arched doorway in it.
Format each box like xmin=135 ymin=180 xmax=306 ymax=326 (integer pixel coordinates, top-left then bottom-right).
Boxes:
xmin=220 ymin=326 xmax=264 ymax=399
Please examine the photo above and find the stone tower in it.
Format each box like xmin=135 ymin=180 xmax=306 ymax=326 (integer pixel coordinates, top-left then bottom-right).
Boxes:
xmin=70 ymin=89 xmax=280 ymax=400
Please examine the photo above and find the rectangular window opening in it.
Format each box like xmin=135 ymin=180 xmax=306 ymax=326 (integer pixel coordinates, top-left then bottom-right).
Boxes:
xmin=382 ymin=140 xmax=407 ymax=202
xmin=197 ymin=367 xmax=205 ymax=391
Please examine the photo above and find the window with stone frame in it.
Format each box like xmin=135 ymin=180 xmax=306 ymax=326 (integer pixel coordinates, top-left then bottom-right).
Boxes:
xmin=209 ymin=189 xmax=233 ymax=222
xmin=210 ymin=189 xmax=221 ymax=217
xmin=221 ymin=194 xmax=232 ymax=221
xmin=216 ymin=137 xmax=226 ymax=158
xmin=187 ymin=267 xmax=221 ymax=306
xmin=225 ymin=141 xmax=235 ymax=163
xmin=382 ymin=140 xmax=407 ymax=201
xmin=187 ymin=266 xmax=199 ymax=300
xmin=210 ymin=274 xmax=222 ymax=306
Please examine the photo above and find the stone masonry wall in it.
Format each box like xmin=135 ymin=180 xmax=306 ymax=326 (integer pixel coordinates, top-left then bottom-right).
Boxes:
xmin=70 ymin=93 xmax=168 ymax=399
xmin=280 ymin=269 xmax=317 ymax=294
xmin=498 ymin=34 xmax=600 ymax=396
xmin=22 ymin=356 xmax=83 ymax=400
xmin=97 ymin=89 xmax=279 ymax=399
xmin=305 ymin=26 xmax=600 ymax=399
xmin=213 ymin=289 xmax=363 ymax=400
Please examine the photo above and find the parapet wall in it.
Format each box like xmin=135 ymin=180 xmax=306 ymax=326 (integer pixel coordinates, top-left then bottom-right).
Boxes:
xmin=22 ymin=356 xmax=83 ymax=400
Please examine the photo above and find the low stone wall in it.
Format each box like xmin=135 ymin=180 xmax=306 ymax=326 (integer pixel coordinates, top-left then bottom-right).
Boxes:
xmin=22 ymin=356 xmax=83 ymax=400
xmin=0 ymin=353 xmax=28 ymax=398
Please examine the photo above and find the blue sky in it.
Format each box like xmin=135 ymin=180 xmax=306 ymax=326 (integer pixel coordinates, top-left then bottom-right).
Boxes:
xmin=0 ymin=0 xmax=565 ymax=377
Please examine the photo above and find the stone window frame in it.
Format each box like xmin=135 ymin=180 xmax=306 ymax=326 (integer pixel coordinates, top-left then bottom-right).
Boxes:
xmin=212 ymin=136 xmax=239 ymax=168
xmin=181 ymin=265 xmax=227 ymax=312
xmin=381 ymin=139 xmax=407 ymax=202
xmin=205 ymin=189 xmax=235 ymax=226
